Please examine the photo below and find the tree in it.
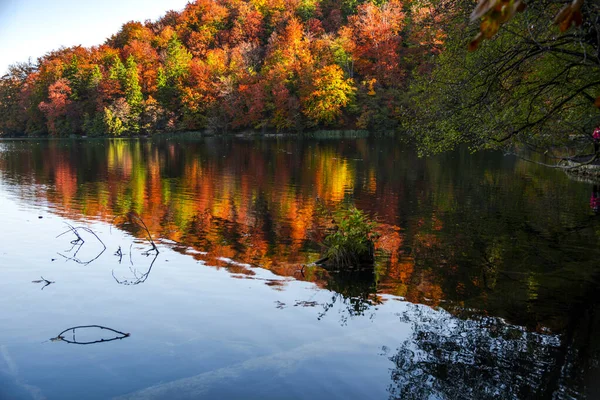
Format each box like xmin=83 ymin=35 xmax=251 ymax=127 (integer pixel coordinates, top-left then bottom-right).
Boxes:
xmin=410 ymin=0 xmax=600 ymax=162
xmin=123 ymin=57 xmax=143 ymax=111
xmin=468 ymin=0 xmax=589 ymax=51
xmin=157 ymin=33 xmax=192 ymax=111
xmin=0 ymin=0 xmax=490 ymax=136
xmin=262 ymin=17 xmax=315 ymax=130
xmin=302 ymin=64 xmax=356 ymax=125
xmin=107 ymin=21 xmax=154 ymax=49
xmin=178 ymin=0 xmax=229 ymax=57
xmin=123 ymin=39 xmax=160 ymax=94
xmin=0 ymin=76 xmax=24 ymax=136
xmin=38 ymin=79 xmax=72 ymax=136
xmin=0 ymin=62 xmax=36 ymax=136
xmin=348 ymin=0 xmax=405 ymax=86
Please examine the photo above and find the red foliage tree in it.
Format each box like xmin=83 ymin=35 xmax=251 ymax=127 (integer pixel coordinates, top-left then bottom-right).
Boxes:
xmin=349 ymin=0 xmax=406 ymax=86
xmin=38 ymin=79 xmax=73 ymax=135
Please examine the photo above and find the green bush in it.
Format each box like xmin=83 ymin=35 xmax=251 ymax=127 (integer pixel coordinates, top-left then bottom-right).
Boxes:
xmin=322 ymin=206 xmax=378 ymax=268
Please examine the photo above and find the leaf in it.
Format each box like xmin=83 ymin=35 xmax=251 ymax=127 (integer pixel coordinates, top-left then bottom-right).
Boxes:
xmin=481 ymin=17 xmax=500 ymax=39
xmin=572 ymin=0 xmax=584 ymax=12
xmin=554 ymin=1 xmax=583 ymax=32
xmin=469 ymin=33 xmax=484 ymax=52
xmin=553 ymin=4 xmax=572 ymax=25
xmin=471 ymin=0 xmax=498 ymax=21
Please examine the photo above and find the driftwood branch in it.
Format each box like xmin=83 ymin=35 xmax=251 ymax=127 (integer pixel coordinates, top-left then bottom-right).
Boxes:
xmin=57 ymin=223 xmax=107 ymax=266
xmin=126 ymin=212 xmax=159 ymax=255
xmin=114 ymin=246 xmax=123 ymax=264
xmin=505 ymin=151 xmax=599 ymax=170
xmin=111 ymin=252 xmax=159 ymax=286
xmin=50 ymin=325 xmax=130 ymax=345
xmin=32 ymin=276 xmax=54 ymax=290
xmin=114 ymin=212 xmax=160 ymax=255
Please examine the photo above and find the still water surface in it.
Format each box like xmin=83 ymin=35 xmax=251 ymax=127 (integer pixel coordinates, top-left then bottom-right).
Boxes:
xmin=0 ymin=137 xmax=599 ymax=399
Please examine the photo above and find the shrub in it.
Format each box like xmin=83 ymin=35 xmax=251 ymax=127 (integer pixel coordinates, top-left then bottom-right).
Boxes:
xmin=322 ymin=206 xmax=378 ymax=268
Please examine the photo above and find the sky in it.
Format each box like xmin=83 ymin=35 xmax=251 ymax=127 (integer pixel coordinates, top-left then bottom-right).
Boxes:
xmin=0 ymin=0 xmax=191 ymax=75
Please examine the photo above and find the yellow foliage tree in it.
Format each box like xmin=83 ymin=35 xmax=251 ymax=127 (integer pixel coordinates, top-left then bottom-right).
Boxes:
xmin=302 ymin=64 xmax=355 ymax=125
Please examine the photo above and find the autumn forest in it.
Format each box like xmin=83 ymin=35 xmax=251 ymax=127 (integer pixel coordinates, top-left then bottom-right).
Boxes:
xmin=0 ymin=0 xmax=445 ymax=137
xmin=1 ymin=0 xmax=597 ymax=162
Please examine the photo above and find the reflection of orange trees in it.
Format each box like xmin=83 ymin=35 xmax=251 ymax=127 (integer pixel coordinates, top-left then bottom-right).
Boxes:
xmin=8 ymin=140 xmax=422 ymax=296
xmin=51 ymin=160 xmax=78 ymax=207
xmin=413 ymin=232 xmax=441 ymax=254
xmin=366 ymin=169 xmax=377 ymax=194
xmin=107 ymin=140 xmax=133 ymax=177
xmin=310 ymin=148 xmax=355 ymax=203
xmin=405 ymin=270 xmax=443 ymax=307
xmin=383 ymin=215 xmax=448 ymax=306
xmin=373 ymin=222 xmax=444 ymax=306
xmin=7 ymin=140 xmax=526 ymax=320
xmin=6 ymin=140 xmax=599 ymax=336
xmin=375 ymin=224 xmax=403 ymax=263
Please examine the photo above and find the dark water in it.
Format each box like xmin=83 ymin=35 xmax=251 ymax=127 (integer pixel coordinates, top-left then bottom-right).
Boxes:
xmin=0 ymin=136 xmax=599 ymax=400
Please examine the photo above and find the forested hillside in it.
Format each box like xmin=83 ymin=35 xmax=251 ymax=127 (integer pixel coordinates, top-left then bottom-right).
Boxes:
xmin=0 ymin=0 xmax=445 ymax=136
xmin=0 ymin=0 xmax=597 ymax=154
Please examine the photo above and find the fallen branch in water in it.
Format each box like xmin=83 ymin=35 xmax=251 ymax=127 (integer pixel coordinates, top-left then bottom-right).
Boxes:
xmin=50 ymin=325 xmax=130 ymax=345
xmin=56 ymin=223 xmax=107 ymax=265
xmin=57 ymin=223 xmax=85 ymax=256
xmin=128 ymin=212 xmax=160 ymax=255
xmin=114 ymin=212 xmax=160 ymax=255
xmin=314 ymin=256 xmax=329 ymax=265
xmin=114 ymin=246 xmax=123 ymax=264
xmin=57 ymin=223 xmax=106 ymax=248
xmin=112 ymin=252 xmax=159 ymax=285
xmin=32 ymin=276 xmax=54 ymax=290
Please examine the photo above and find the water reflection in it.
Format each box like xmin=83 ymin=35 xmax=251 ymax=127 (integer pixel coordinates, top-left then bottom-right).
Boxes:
xmin=591 ymin=185 xmax=600 ymax=214
xmin=1 ymin=138 xmax=599 ymax=328
xmin=387 ymin=305 xmax=562 ymax=399
xmin=318 ymin=270 xmax=381 ymax=325
xmin=1 ymin=137 xmax=600 ymax=398
xmin=387 ymin=288 xmax=600 ymax=399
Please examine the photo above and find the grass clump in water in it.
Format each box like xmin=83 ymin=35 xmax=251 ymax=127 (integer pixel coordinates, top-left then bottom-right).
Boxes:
xmin=320 ymin=206 xmax=378 ymax=269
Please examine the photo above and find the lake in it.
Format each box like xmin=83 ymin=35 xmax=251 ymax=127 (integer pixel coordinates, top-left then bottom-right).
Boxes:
xmin=0 ymin=136 xmax=599 ymax=399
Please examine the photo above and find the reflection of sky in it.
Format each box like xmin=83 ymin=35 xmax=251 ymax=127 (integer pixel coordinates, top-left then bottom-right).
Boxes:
xmin=0 ymin=0 xmax=189 ymax=75
xmin=0 ymin=188 xmax=408 ymax=399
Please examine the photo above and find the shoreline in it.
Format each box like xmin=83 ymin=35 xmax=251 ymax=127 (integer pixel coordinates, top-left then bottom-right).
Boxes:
xmin=0 ymin=129 xmax=378 ymax=141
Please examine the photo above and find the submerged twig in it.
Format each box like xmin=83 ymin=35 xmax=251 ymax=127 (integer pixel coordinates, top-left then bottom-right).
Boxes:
xmin=109 ymin=213 xmax=161 ymax=284
xmin=114 ymin=246 xmax=123 ymax=264
xmin=50 ymin=325 xmax=130 ymax=345
xmin=57 ymin=223 xmax=107 ymax=265
xmin=114 ymin=212 xmax=160 ymax=255
xmin=127 ymin=212 xmax=159 ymax=255
xmin=112 ymin=252 xmax=159 ymax=285
xmin=32 ymin=276 xmax=54 ymax=290
xmin=57 ymin=223 xmax=85 ymax=255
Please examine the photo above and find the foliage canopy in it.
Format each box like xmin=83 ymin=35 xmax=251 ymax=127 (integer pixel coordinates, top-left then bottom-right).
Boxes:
xmin=410 ymin=0 xmax=600 ymax=161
